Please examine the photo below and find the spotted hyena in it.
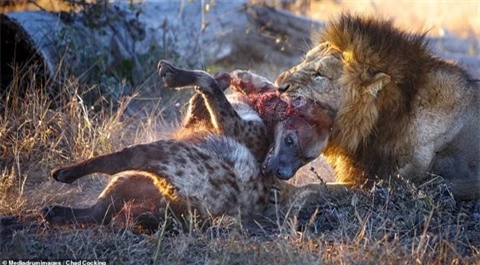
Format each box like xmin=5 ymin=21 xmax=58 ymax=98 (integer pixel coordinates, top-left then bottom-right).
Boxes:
xmin=180 ymin=67 xmax=334 ymax=178
xmin=41 ymin=61 xmax=334 ymax=228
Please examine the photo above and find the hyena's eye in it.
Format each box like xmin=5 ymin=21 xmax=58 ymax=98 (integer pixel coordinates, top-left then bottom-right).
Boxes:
xmin=285 ymin=135 xmax=294 ymax=146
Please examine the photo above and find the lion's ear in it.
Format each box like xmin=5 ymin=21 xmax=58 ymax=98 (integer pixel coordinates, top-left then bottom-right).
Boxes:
xmin=368 ymin=72 xmax=391 ymax=97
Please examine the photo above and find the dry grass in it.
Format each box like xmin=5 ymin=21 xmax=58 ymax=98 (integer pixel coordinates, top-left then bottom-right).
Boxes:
xmin=0 ymin=65 xmax=170 ymax=214
xmin=1 ymin=1 xmax=479 ymax=261
xmin=0 ymin=63 xmax=479 ymax=265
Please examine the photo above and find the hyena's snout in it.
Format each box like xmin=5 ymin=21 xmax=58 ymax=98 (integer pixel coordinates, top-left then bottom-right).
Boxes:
xmin=262 ymin=147 xmax=298 ymax=180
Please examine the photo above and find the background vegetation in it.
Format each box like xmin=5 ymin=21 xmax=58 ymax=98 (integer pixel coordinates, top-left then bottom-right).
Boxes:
xmin=1 ymin=0 xmax=479 ymax=264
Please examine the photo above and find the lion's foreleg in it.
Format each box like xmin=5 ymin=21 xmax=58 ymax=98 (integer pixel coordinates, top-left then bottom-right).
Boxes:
xmin=397 ymin=144 xmax=435 ymax=181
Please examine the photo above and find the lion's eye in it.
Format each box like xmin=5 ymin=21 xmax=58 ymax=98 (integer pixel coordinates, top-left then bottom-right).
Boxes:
xmin=313 ymin=72 xmax=327 ymax=80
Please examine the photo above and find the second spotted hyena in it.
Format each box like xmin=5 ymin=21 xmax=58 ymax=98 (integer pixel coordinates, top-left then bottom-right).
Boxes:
xmin=41 ymin=61 xmax=334 ymax=227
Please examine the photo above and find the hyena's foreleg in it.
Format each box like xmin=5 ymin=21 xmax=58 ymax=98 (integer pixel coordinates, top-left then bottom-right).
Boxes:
xmin=182 ymin=93 xmax=211 ymax=129
xmin=158 ymin=61 xmax=269 ymax=157
xmin=158 ymin=60 xmax=241 ymax=135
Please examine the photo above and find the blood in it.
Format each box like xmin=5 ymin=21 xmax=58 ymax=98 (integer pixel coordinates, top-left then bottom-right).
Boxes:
xmin=247 ymin=92 xmax=324 ymax=130
xmin=228 ymin=70 xmax=333 ymax=132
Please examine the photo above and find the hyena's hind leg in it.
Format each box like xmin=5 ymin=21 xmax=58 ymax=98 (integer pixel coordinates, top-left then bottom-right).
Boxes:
xmin=51 ymin=141 xmax=172 ymax=184
xmin=42 ymin=171 xmax=178 ymax=228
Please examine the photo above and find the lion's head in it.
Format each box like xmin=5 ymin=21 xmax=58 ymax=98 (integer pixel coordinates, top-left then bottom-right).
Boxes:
xmin=276 ymin=14 xmax=432 ymax=152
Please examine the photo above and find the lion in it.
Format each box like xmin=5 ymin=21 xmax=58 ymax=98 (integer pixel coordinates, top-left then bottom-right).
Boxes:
xmin=274 ymin=14 xmax=480 ymax=200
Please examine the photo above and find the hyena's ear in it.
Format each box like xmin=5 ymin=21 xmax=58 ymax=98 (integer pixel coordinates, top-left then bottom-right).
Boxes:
xmin=213 ymin=72 xmax=231 ymax=92
xmin=367 ymin=72 xmax=391 ymax=97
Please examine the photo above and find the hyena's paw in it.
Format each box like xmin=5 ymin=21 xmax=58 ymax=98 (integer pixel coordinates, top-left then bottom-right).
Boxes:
xmin=158 ymin=60 xmax=178 ymax=87
xmin=157 ymin=60 xmax=195 ymax=89
xmin=158 ymin=60 xmax=216 ymax=94
xmin=41 ymin=205 xmax=75 ymax=225
xmin=51 ymin=167 xmax=77 ymax=184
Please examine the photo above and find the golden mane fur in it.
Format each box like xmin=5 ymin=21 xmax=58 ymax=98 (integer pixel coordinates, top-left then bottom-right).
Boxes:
xmin=318 ymin=14 xmax=433 ymax=102
xmin=276 ymin=14 xmax=479 ymax=199
xmin=318 ymin=14 xmax=437 ymax=155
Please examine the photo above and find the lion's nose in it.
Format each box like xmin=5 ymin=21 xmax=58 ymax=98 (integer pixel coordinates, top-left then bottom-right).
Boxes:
xmin=278 ymin=83 xmax=290 ymax=93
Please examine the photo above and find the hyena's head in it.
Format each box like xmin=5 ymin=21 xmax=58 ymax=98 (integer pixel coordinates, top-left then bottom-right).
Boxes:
xmin=262 ymin=103 xmax=333 ymax=180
